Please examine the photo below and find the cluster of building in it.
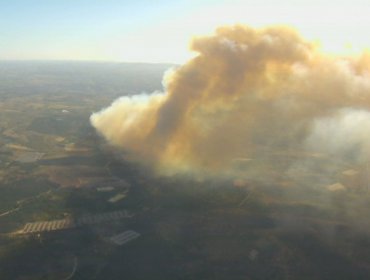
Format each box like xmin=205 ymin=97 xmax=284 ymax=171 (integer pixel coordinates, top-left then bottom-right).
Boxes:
xmin=76 ymin=210 xmax=133 ymax=226
xmin=22 ymin=218 xmax=74 ymax=234
xmin=15 ymin=166 xmax=141 ymax=245
xmin=20 ymin=209 xmax=133 ymax=234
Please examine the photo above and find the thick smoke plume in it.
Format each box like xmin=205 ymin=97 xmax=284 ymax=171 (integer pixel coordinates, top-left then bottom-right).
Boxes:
xmin=91 ymin=25 xmax=370 ymax=176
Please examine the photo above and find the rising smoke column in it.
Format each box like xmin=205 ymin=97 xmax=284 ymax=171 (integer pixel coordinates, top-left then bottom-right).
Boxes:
xmin=90 ymin=25 xmax=370 ymax=174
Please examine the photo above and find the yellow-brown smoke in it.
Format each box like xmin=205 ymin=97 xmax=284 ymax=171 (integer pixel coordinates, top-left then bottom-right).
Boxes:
xmin=90 ymin=25 xmax=370 ymax=175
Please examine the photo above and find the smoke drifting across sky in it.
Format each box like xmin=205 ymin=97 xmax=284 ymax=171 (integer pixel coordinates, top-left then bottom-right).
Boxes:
xmin=91 ymin=25 xmax=370 ymax=176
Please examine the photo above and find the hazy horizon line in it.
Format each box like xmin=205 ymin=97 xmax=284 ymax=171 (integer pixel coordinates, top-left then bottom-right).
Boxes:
xmin=0 ymin=59 xmax=178 ymax=65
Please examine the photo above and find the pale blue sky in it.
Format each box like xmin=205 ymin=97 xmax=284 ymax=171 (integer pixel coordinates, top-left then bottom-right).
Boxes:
xmin=1 ymin=0 xmax=369 ymax=63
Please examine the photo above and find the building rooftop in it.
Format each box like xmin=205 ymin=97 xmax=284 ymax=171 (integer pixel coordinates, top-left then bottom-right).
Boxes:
xmin=109 ymin=230 xmax=141 ymax=246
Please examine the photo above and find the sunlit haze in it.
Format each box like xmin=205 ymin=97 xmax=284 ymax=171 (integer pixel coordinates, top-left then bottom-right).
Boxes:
xmin=1 ymin=0 xmax=369 ymax=63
